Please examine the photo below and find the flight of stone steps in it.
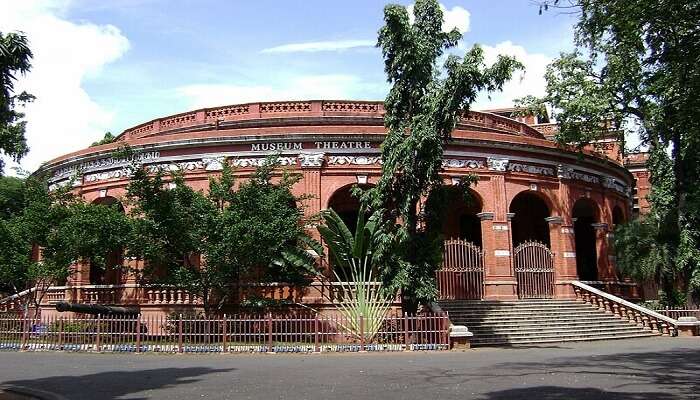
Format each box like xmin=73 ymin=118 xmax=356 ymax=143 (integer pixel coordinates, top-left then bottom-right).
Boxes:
xmin=440 ymin=299 xmax=661 ymax=347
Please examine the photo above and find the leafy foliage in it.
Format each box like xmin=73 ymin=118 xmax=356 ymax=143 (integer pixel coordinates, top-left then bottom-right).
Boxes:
xmin=362 ymin=0 xmax=523 ymax=310
xmin=317 ymin=208 xmax=394 ymax=340
xmin=532 ymin=0 xmax=700 ymax=305
xmin=125 ymin=156 xmax=320 ymax=315
xmin=0 ymin=31 xmax=34 ymax=175
xmin=90 ymin=132 xmax=116 ymax=147
xmin=0 ymin=177 xmax=130 ymax=314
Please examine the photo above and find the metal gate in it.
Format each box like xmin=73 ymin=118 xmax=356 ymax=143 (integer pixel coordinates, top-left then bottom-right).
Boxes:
xmin=513 ymin=241 xmax=555 ymax=299
xmin=437 ymin=239 xmax=484 ymax=300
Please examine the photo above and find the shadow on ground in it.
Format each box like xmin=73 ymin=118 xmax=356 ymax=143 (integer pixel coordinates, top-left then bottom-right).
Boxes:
xmin=484 ymin=385 xmax=678 ymax=400
xmin=406 ymin=346 xmax=699 ymax=399
xmin=4 ymin=367 xmax=234 ymax=400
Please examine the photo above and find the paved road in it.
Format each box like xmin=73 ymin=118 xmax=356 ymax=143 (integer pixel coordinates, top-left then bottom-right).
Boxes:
xmin=0 ymin=337 xmax=698 ymax=400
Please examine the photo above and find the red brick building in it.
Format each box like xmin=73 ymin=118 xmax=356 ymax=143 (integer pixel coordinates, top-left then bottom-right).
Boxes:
xmin=26 ymin=100 xmax=646 ymax=315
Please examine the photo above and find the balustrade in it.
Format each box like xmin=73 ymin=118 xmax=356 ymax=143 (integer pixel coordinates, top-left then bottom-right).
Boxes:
xmin=144 ymin=288 xmax=197 ymax=305
xmin=572 ymin=281 xmax=678 ymax=336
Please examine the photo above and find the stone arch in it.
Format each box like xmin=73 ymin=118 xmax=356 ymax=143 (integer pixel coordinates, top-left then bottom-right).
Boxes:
xmin=326 ymin=183 xmax=373 ymax=234
xmin=573 ymin=197 xmax=600 ymax=281
xmin=428 ymin=185 xmax=483 ymax=246
xmin=89 ymin=196 xmax=125 ymax=285
xmin=612 ymin=204 xmax=626 ymax=226
xmin=509 ymin=191 xmax=552 ymax=247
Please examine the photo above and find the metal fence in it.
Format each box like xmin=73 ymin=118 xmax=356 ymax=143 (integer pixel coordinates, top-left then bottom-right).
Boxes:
xmin=0 ymin=312 xmax=449 ymax=353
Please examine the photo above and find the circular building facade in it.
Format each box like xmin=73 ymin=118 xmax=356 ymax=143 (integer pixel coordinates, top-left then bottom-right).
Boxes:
xmin=40 ymin=100 xmax=634 ymax=302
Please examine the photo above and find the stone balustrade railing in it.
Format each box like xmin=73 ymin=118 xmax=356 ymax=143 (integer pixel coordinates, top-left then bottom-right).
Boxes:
xmin=119 ymin=100 xmax=544 ymax=141
xmin=572 ymin=281 xmax=678 ymax=336
xmin=44 ymin=287 xmax=68 ymax=303
xmin=2 ymin=281 xmax=398 ymax=311
xmin=144 ymin=288 xmax=198 ymax=305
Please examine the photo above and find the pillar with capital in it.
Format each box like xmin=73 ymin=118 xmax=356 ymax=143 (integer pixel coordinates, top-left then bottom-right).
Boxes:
xmin=592 ymin=223 xmax=613 ymax=280
xmin=480 ymin=173 xmax=517 ymax=300
xmin=547 ymin=216 xmax=577 ymax=298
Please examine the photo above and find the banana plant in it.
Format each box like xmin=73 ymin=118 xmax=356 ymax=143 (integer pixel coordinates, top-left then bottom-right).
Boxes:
xmin=317 ymin=207 xmax=395 ymax=341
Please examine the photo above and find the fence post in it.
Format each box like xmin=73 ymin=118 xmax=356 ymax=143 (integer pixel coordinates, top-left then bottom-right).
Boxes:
xmin=135 ymin=316 xmax=141 ymax=353
xmin=95 ymin=314 xmax=101 ymax=352
xmin=21 ymin=314 xmax=28 ymax=351
xmin=314 ymin=314 xmax=320 ymax=353
xmin=178 ymin=313 xmax=183 ymax=353
xmin=58 ymin=317 xmax=64 ymax=350
xmin=403 ymin=312 xmax=410 ymax=351
xmin=267 ymin=312 xmax=273 ymax=353
xmin=222 ymin=314 xmax=228 ymax=353
xmin=359 ymin=314 xmax=365 ymax=352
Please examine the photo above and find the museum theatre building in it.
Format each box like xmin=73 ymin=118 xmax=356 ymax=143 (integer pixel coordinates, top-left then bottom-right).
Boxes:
xmin=35 ymin=100 xmax=639 ymax=310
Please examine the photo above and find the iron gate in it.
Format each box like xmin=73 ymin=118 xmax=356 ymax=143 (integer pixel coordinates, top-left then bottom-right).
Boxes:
xmin=437 ymin=239 xmax=484 ymax=300
xmin=513 ymin=240 xmax=555 ymax=299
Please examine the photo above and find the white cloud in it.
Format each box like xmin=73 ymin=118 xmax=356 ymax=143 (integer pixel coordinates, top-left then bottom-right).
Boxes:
xmin=407 ymin=3 xmax=471 ymax=34
xmin=177 ymin=75 xmax=388 ymax=109
xmin=261 ymin=40 xmax=375 ymax=54
xmin=0 ymin=0 xmax=129 ymax=173
xmin=473 ymin=41 xmax=551 ymax=109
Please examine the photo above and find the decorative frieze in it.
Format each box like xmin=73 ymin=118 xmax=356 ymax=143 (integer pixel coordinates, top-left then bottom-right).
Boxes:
xmin=298 ymin=153 xmax=325 ymax=168
xmin=202 ymin=157 xmax=225 ymax=171
xmin=442 ymin=158 xmax=484 ymax=169
xmin=51 ymin=151 xmax=160 ymax=181
xmin=328 ymin=155 xmax=381 ymax=166
xmin=508 ymin=162 xmax=555 ymax=176
xmin=84 ymin=168 xmax=132 ymax=183
xmin=231 ymin=157 xmax=296 ymax=168
xmin=487 ymin=157 xmax=509 ymax=172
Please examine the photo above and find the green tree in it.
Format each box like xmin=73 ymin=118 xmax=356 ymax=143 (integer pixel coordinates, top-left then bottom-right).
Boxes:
xmin=0 ymin=178 xmax=80 ymax=315
xmin=0 ymin=32 xmax=34 ymax=175
xmin=125 ymin=157 xmax=320 ymax=316
xmin=363 ymin=0 xmax=523 ymax=311
xmin=526 ymin=0 xmax=700 ymax=305
xmin=90 ymin=132 xmax=116 ymax=147
xmin=0 ymin=176 xmax=25 ymax=219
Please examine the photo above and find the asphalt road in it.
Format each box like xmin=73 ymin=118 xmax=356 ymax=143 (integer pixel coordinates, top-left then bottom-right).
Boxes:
xmin=0 ymin=337 xmax=698 ymax=400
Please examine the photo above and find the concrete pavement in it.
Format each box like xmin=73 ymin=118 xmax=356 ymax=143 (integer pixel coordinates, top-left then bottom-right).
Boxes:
xmin=0 ymin=337 xmax=698 ymax=399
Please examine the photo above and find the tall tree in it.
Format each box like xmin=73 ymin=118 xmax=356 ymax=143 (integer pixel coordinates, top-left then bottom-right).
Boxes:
xmin=126 ymin=157 xmax=320 ymax=316
xmin=0 ymin=32 xmax=33 ymax=174
xmin=363 ymin=0 xmax=523 ymax=311
xmin=525 ymin=0 xmax=700 ymax=305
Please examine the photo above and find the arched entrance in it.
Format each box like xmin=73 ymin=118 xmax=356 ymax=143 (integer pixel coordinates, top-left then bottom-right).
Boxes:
xmin=510 ymin=191 xmax=554 ymax=298
xmin=612 ymin=205 xmax=626 ymax=227
xmin=327 ymin=184 xmax=371 ymax=235
xmin=573 ymin=198 xmax=599 ymax=281
xmin=432 ymin=186 xmax=484 ymax=300
xmin=327 ymin=184 xmax=371 ymax=281
xmin=510 ymin=191 xmax=551 ymax=246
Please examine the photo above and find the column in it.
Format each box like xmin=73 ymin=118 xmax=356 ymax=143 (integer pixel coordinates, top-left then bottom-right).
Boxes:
xmin=592 ymin=223 xmax=612 ymax=280
xmin=479 ymin=174 xmax=517 ymax=300
xmin=547 ymin=216 xmax=577 ymax=298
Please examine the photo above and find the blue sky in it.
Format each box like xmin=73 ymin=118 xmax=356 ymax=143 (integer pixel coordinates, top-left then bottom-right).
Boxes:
xmin=1 ymin=0 xmax=577 ymax=172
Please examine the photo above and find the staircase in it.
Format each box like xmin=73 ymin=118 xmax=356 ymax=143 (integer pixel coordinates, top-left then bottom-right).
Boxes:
xmin=440 ymin=299 xmax=661 ymax=347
